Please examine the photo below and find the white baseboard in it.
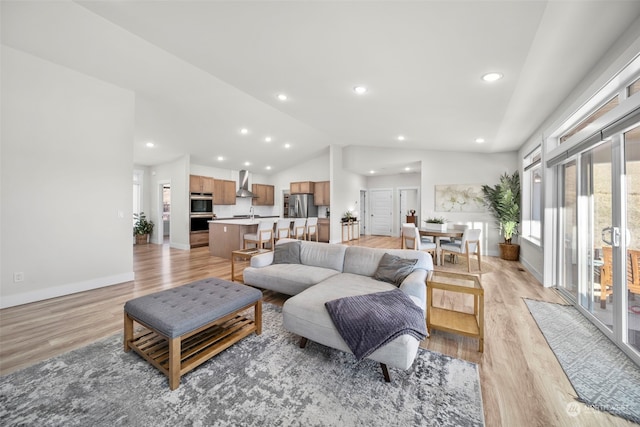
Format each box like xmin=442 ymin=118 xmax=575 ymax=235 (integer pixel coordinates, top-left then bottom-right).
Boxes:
xmin=520 ymin=257 xmax=544 ymax=285
xmin=0 ymin=272 xmax=134 ymax=309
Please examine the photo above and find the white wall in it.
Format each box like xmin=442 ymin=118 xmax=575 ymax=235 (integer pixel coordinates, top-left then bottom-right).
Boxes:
xmin=1 ymin=46 xmax=135 ymax=308
xmin=344 ymin=146 xmax=518 ymax=255
xmin=271 ymin=149 xmax=330 ymax=217
xmin=330 ymin=145 xmax=367 ymax=243
xmin=147 ymin=156 xmax=190 ymax=249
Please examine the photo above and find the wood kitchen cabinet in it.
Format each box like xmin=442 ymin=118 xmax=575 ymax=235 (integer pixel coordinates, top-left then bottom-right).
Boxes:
xmin=318 ymin=218 xmax=330 ymax=242
xmin=190 ymin=231 xmax=209 ymax=248
xmin=252 ymin=184 xmax=274 ymax=206
xmin=190 ymin=175 xmax=214 ymax=194
xmin=214 ymin=179 xmax=237 ymax=205
xmin=290 ymin=181 xmax=315 ymax=194
xmin=314 ymin=181 xmax=330 ymax=205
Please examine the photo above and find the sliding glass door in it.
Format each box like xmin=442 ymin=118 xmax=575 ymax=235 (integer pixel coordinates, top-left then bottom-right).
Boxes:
xmin=558 ymin=121 xmax=640 ymax=359
xmin=624 ymin=125 xmax=640 ymax=354
xmin=560 ymin=160 xmax=578 ymax=301
xmin=583 ymin=141 xmax=614 ymax=331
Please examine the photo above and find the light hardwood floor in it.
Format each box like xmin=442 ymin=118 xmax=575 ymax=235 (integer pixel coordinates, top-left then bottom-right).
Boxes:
xmin=0 ymin=236 xmax=634 ymax=426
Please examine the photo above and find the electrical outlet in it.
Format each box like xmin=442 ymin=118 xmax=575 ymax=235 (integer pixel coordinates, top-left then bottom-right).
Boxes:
xmin=13 ymin=272 xmax=24 ymax=283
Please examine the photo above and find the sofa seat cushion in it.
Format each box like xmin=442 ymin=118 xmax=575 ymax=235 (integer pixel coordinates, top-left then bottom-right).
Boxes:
xmin=282 ymin=273 xmax=423 ymax=370
xmin=243 ymin=264 xmax=340 ymax=296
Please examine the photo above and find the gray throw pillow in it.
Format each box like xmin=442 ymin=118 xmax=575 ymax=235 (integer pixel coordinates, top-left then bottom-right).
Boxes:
xmin=273 ymin=241 xmax=301 ymax=264
xmin=373 ymin=253 xmax=418 ymax=286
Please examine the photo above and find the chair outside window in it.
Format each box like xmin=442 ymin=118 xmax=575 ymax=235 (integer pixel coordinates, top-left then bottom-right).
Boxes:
xmin=440 ymin=228 xmax=482 ymax=272
xmin=599 ymin=246 xmax=640 ymax=309
xmin=243 ymin=220 xmax=274 ymax=249
xmin=275 ymin=219 xmax=291 ymax=241
xmin=306 ymin=217 xmax=319 ymax=242
xmin=292 ymin=218 xmax=307 ymax=240
xmin=402 ymin=223 xmax=436 ymax=257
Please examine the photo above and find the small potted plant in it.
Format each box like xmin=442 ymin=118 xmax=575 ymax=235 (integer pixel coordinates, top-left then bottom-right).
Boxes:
xmin=481 ymin=171 xmax=520 ymax=260
xmin=342 ymin=210 xmax=355 ymax=223
xmin=423 ymin=216 xmax=447 ymax=232
xmin=133 ymin=212 xmax=154 ymax=245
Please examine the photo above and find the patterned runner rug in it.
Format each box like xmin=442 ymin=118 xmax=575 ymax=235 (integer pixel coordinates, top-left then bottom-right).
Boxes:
xmin=525 ymin=299 xmax=640 ymax=423
xmin=1 ymin=304 xmax=484 ymax=426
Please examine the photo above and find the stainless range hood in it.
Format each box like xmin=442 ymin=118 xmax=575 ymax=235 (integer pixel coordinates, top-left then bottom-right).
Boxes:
xmin=236 ymin=169 xmax=257 ymax=198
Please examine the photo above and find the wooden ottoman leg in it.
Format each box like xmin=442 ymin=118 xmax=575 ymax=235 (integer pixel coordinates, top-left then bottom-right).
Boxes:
xmin=381 ymin=363 xmax=391 ymax=383
xmin=169 ymin=337 xmax=181 ymax=390
xmin=124 ymin=312 xmax=133 ymax=352
xmin=255 ymin=299 xmax=263 ymax=335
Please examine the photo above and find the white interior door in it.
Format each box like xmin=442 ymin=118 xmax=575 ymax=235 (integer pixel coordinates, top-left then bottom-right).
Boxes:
xmin=369 ymin=189 xmax=392 ymax=236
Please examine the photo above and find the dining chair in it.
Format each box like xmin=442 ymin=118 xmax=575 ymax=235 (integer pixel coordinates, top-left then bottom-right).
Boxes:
xmin=402 ymin=223 xmax=436 ymax=258
xmin=440 ymin=228 xmax=482 ymax=272
xmin=306 ymin=217 xmax=319 ymax=242
xmin=243 ymin=220 xmax=274 ymax=249
xmin=275 ymin=218 xmax=291 ymax=241
xmin=446 ymin=223 xmax=468 ymax=244
xmin=292 ymin=218 xmax=307 ymax=240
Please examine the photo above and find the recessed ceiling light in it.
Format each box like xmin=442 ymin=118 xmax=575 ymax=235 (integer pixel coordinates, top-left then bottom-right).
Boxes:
xmin=397 ymin=135 xmax=405 ymax=141
xmin=244 ymin=161 xmax=251 ymax=166
xmin=266 ymin=166 xmax=272 ymax=170
xmin=240 ymin=128 xmax=249 ymax=135
xmin=217 ymin=156 xmax=224 ymax=161
xmin=265 ymin=136 xmax=272 ymax=142
xmin=481 ymin=72 xmax=503 ymax=82
xmin=145 ymin=142 xmax=155 ymax=148
xmin=475 ymin=138 xmax=485 ymax=143
xmin=405 ymin=167 xmax=411 ymax=171
xmin=369 ymin=170 xmax=375 ymax=174
xmin=277 ymin=94 xmax=287 ymax=101
xmin=284 ymin=143 xmax=291 ymax=149
xmin=353 ymin=86 xmax=368 ymax=95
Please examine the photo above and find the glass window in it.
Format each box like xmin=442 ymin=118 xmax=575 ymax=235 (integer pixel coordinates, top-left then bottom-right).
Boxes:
xmin=530 ymin=164 xmax=542 ymax=240
xmin=560 ymin=96 xmax=619 ymax=143
xmin=523 ymin=148 xmax=542 ymax=241
xmin=628 ymin=77 xmax=640 ymax=98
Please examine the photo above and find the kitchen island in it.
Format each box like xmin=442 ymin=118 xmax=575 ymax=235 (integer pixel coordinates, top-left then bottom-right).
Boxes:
xmin=208 ymin=217 xmax=280 ymax=259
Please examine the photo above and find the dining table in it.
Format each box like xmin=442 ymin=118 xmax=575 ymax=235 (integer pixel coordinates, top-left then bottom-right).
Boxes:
xmin=418 ymin=229 xmax=464 ymax=266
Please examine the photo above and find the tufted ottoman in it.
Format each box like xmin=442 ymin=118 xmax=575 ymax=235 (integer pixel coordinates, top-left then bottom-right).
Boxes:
xmin=124 ymin=277 xmax=262 ymax=390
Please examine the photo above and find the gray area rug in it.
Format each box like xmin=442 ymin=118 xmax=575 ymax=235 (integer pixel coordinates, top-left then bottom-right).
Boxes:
xmin=0 ymin=304 xmax=484 ymax=426
xmin=525 ymin=299 xmax=640 ymax=424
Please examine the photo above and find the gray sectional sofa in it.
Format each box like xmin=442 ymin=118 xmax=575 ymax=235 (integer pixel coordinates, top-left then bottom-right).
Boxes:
xmin=243 ymin=238 xmax=434 ymax=380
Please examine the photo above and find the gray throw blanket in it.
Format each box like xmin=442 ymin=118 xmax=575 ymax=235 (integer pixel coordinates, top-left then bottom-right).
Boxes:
xmin=325 ymin=289 xmax=427 ymax=361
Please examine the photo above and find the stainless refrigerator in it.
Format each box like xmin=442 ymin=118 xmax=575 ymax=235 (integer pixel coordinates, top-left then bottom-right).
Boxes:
xmin=288 ymin=194 xmax=318 ymax=218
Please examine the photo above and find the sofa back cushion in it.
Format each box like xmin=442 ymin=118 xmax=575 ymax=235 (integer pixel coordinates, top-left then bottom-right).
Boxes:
xmin=343 ymin=247 xmax=432 ymax=277
xmin=299 ymin=240 xmax=347 ymax=272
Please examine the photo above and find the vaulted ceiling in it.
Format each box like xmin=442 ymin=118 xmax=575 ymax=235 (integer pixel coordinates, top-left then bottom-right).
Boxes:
xmin=3 ymin=1 xmax=640 ymax=175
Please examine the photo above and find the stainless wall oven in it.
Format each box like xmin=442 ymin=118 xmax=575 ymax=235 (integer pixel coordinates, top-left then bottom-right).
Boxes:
xmin=190 ymin=194 xmax=213 ymax=216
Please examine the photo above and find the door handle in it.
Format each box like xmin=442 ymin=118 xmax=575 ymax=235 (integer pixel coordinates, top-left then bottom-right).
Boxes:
xmin=612 ymin=227 xmax=621 ymax=247
xmin=602 ymin=227 xmax=613 ymax=245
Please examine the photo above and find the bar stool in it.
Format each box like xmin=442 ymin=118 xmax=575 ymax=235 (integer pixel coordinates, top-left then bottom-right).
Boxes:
xmin=243 ymin=220 xmax=274 ymax=249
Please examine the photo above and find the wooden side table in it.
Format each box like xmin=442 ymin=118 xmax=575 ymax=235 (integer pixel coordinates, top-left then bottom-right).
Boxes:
xmin=230 ymin=248 xmax=270 ymax=282
xmin=426 ymin=271 xmax=484 ymax=352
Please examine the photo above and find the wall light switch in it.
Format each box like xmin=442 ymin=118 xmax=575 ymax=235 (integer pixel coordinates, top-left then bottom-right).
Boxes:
xmin=224 ymin=226 xmax=227 ymax=232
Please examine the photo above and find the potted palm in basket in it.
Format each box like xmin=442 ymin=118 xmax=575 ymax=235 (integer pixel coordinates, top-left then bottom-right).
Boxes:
xmin=481 ymin=172 xmax=521 ymax=260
